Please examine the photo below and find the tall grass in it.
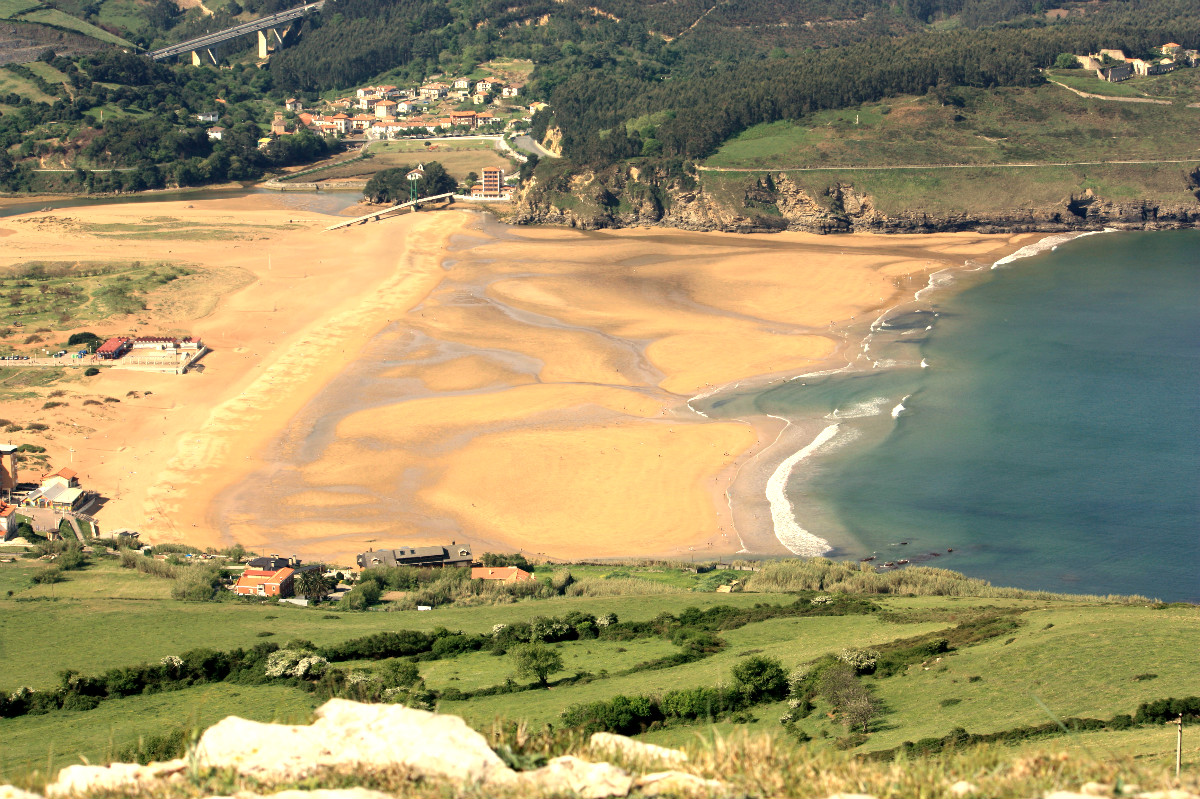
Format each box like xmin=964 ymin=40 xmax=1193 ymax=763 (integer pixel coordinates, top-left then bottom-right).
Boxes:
xmin=565 ymin=578 xmax=685 ymax=597
xmin=744 ymin=559 xmax=1154 ymax=603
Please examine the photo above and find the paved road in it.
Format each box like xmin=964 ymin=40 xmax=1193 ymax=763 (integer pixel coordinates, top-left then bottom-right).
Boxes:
xmin=512 ymin=135 xmax=559 ymax=159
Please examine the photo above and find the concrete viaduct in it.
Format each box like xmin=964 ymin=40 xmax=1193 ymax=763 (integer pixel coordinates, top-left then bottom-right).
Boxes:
xmin=147 ymin=0 xmax=325 ymax=65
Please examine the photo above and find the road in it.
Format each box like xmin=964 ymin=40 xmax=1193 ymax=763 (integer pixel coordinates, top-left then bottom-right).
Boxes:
xmin=512 ymin=135 xmax=559 ymax=159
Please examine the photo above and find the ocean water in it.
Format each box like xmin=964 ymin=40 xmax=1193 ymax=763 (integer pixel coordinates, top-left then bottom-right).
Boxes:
xmin=714 ymin=230 xmax=1200 ymax=601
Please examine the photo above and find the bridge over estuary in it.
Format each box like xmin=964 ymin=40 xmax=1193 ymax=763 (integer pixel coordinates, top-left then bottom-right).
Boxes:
xmin=148 ymin=0 xmax=325 ymax=64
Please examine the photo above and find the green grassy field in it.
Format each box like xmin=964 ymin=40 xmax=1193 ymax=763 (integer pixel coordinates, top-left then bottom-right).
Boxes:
xmin=0 ymin=683 xmax=319 ymax=783
xmin=704 ymin=79 xmax=1200 ymax=170
xmin=9 ymin=6 xmax=132 ymax=46
xmin=0 ymin=559 xmax=794 ymax=689
xmin=0 ymin=67 xmax=57 ymax=104
xmin=700 ymin=161 xmax=1199 ymax=218
xmin=1045 ymin=68 xmax=1200 ymax=101
xmin=1 ymin=556 xmax=1196 ymax=787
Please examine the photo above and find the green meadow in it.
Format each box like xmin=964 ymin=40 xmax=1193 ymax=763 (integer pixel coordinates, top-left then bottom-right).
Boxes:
xmin=0 ymin=553 xmax=1196 ymax=787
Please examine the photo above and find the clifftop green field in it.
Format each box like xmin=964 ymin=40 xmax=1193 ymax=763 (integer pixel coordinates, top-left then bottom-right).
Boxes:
xmin=1 ymin=552 xmax=1196 ymax=793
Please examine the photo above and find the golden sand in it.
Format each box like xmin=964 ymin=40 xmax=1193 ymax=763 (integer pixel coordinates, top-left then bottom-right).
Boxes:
xmin=1 ymin=197 xmax=1040 ymax=564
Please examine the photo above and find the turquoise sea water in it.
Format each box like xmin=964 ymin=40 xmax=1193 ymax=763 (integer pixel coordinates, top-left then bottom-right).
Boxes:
xmin=713 ymin=230 xmax=1199 ymax=601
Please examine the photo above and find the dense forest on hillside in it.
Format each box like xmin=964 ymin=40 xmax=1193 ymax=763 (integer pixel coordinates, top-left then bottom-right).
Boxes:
xmin=3 ymin=0 xmax=1198 ymax=196
xmin=260 ymin=0 xmax=1199 ymax=169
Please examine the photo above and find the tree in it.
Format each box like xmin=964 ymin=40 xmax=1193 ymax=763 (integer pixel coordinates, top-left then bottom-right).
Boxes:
xmin=731 ymin=656 xmax=788 ymax=703
xmin=841 ymin=691 xmax=882 ymax=733
xmin=68 ymin=331 xmax=104 ymax=351
xmin=512 ymin=642 xmax=563 ymax=688
xmin=1054 ymin=52 xmax=1080 ymax=69
xmin=296 ymin=568 xmax=328 ymax=602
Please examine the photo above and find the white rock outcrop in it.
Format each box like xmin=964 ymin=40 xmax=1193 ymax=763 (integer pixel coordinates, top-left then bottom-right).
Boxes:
xmin=590 ymin=732 xmax=689 ymax=767
xmin=193 ymin=698 xmax=509 ymax=786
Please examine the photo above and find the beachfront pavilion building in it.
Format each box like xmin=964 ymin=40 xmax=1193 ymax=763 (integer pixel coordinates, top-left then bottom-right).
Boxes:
xmin=356 ymin=544 xmax=473 ymax=570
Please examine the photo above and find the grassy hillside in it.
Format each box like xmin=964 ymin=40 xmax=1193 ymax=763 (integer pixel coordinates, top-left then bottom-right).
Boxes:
xmin=1 ymin=552 xmax=1195 ymax=793
xmin=704 ymin=77 xmax=1200 ymax=170
xmin=0 ymin=0 xmax=132 ymax=47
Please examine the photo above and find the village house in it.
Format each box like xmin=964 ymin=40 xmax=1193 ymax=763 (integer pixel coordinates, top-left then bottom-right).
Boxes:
xmin=196 ymin=111 xmax=219 ymax=124
xmin=472 ymin=93 xmax=488 ymax=105
xmin=271 ymin=112 xmax=287 ymax=135
xmin=452 ymin=78 xmax=471 ymax=90
xmin=234 ymin=567 xmax=296 ymax=597
xmin=501 ymin=84 xmax=522 ymax=98
xmin=398 ymin=99 xmax=429 ymax=114
xmin=358 ymin=94 xmax=381 ymax=111
xmin=528 ymin=101 xmax=549 ymax=114
xmin=474 ymin=79 xmax=494 ymax=94
xmin=207 ymin=126 xmax=225 ymax=141
xmin=419 ymin=82 xmax=448 ymax=99
xmin=330 ymin=98 xmax=354 ymax=110
xmin=285 ymin=98 xmax=303 ymax=112
xmin=356 ymin=544 xmax=473 ymax=570
xmin=471 ymin=566 xmax=534 ymax=583
xmin=330 ymin=113 xmax=351 ymax=134
xmin=350 ymin=113 xmax=375 ymax=131
xmin=449 ymin=110 xmax=477 ymax=129
xmin=375 ymin=99 xmax=399 ymax=119
xmin=0 ymin=502 xmax=17 ymax=538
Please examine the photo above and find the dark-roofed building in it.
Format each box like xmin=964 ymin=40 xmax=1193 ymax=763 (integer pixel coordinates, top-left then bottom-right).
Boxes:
xmin=247 ymin=555 xmax=300 ymax=571
xmin=357 ymin=543 xmax=473 ymax=570
xmin=1097 ymin=64 xmax=1132 ymax=82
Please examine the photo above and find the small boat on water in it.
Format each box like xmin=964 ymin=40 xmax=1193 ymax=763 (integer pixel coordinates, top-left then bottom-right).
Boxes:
xmin=860 ymin=555 xmax=877 ymax=562
xmin=883 ymin=561 xmax=896 ymax=568
xmin=897 ymin=559 xmax=910 ymax=565
xmin=929 ymin=552 xmax=941 ymax=557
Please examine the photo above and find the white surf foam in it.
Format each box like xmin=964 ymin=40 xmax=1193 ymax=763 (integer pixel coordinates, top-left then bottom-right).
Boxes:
xmin=891 ymin=394 xmax=911 ymax=419
xmin=991 ymin=229 xmax=1113 ymax=269
xmin=826 ymin=397 xmax=889 ymax=420
xmin=766 ymin=424 xmax=840 ymax=557
xmin=920 ymin=358 xmax=929 ymax=368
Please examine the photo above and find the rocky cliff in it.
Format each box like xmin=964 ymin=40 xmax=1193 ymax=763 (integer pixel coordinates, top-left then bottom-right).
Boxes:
xmin=508 ymin=165 xmax=1200 ymax=235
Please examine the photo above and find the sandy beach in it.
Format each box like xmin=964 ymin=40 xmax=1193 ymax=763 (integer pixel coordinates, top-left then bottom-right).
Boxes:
xmin=0 ymin=195 xmax=1040 ymax=565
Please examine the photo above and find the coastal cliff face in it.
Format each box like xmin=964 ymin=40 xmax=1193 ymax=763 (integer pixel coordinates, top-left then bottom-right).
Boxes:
xmin=508 ymin=165 xmax=1200 ymax=235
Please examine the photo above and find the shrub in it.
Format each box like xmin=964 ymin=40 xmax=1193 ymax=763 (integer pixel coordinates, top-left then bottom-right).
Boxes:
xmin=731 ymin=656 xmax=788 ymax=703
xmin=838 ymin=647 xmax=880 ymax=674
xmin=84 ymin=367 xmax=100 ymax=376
xmin=32 ymin=566 xmax=63 ymax=584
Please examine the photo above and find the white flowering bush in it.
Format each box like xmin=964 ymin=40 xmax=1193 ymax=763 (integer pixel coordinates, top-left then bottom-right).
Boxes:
xmin=9 ymin=686 xmax=33 ymax=702
xmin=381 ymin=687 xmax=408 ymax=703
xmin=838 ymin=647 xmax=880 ymax=673
xmin=160 ymin=655 xmax=183 ymax=669
xmin=265 ymin=649 xmax=329 ymax=679
xmin=811 ymin=595 xmax=832 ymax=605
xmin=491 ymin=623 xmax=508 ymax=637
xmin=787 ymin=666 xmax=810 ymax=695
xmin=597 ymin=613 xmax=618 ymax=627
xmin=779 ymin=711 xmax=795 ymax=725
xmin=293 ymin=655 xmax=328 ymax=679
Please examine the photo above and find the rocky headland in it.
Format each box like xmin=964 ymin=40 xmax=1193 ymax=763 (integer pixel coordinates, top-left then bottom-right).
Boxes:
xmin=509 ymin=165 xmax=1200 ymax=235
